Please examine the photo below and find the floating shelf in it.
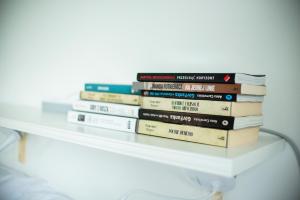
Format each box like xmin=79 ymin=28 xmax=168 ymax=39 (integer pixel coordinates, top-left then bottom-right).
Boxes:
xmin=0 ymin=103 xmax=285 ymax=177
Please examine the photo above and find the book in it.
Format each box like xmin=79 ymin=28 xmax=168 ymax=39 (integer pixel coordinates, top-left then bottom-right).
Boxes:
xmin=141 ymin=97 xmax=262 ymax=117
xmin=80 ymin=91 xmax=140 ymax=105
xmin=72 ymin=100 xmax=139 ymax=118
xmin=133 ymin=82 xmax=266 ymax=95
xmin=139 ymin=109 xmax=263 ymax=130
xmin=137 ymin=120 xmax=259 ymax=147
xmin=137 ymin=73 xmax=266 ymax=85
xmin=141 ymin=90 xmax=264 ymax=102
xmin=68 ymin=110 xmax=137 ymax=133
xmin=85 ymin=83 xmax=140 ymax=94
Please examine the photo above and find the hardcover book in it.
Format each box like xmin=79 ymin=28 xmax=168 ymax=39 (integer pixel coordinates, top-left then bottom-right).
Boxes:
xmin=137 ymin=119 xmax=260 ymax=147
xmin=141 ymin=90 xmax=264 ymax=102
xmin=137 ymin=73 xmax=266 ymax=85
xmin=141 ymin=97 xmax=262 ymax=117
xmin=68 ymin=110 xmax=137 ymax=133
xmin=85 ymin=83 xmax=139 ymax=94
xmin=139 ymin=109 xmax=263 ymax=130
xmin=80 ymin=91 xmax=140 ymax=105
xmin=133 ymin=82 xmax=266 ymax=95
xmin=72 ymin=100 xmax=139 ymax=118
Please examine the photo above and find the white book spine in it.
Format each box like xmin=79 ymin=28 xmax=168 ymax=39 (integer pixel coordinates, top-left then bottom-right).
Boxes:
xmin=67 ymin=111 xmax=137 ymax=133
xmin=72 ymin=100 xmax=139 ymax=118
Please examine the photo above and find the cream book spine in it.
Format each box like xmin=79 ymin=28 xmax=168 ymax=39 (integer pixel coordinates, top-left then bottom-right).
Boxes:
xmin=80 ymin=91 xmax=140 ymax=105
xmin=141 ymin=97 xmax=262 ymax=117
xmin=137 ymin=120 xmax=259 ymax=147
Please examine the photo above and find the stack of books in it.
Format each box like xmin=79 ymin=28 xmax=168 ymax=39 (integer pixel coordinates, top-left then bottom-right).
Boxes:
xmin=133 ymin=73 xmax=266 ymax=147
xmin=67 ymin=83 xmax=140 ymax=133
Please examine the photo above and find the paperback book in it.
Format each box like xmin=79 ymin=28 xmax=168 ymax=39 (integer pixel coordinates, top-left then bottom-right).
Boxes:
xmin=72 ymin=100 xmax=139 ymax=118
xmin=141 ymin=97 xmax=262 ymax=117
xmin=85 ymin=83 xmax=140 ymax=94
xmin=137 ymin=119 xmax=259 ymax=147
xmin=80 ymin=91 xmax=140 ymax=105
xmin=137 ymin=73 xmax=266 ymax=85
xmin=68 ymin=110 xmax=137 ymax=133
xmin=141 ymin=90 xmax=264 ymax=102
xmin=139 ymin=109 xmax=263 ymax=130
xmin=133 ymin=82 xmax=266 ymax=95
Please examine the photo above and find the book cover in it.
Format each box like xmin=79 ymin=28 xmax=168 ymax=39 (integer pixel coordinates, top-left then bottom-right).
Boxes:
xmin=137 ymin=119 xmax=259 ymax=147
xmin=141 ymin=97 xmax=262 ymax=117
xmin=133 ymin=82 xmax=266 ymax=95
xmin=137 ymin=73 xmax=265 ymax=85
xmin=141 ymin=90 xmax=264 ymax=102
xmin=68 ymin=110 xmax=137 ymax=133
xmin=85 ymin=83 xmax=140 ymax=94
xmin=80 ymin=91 xmax=140 ymax=105
xmin=73 ymin=100 xmax=140 ymax=118
xmin=139 ymin=109 xmax=263 ymax=130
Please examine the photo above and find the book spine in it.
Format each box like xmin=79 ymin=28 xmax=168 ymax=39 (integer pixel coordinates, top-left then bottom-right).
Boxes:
xmin=72 ymin=100 xmax=139 ymax=118
xmin=133 ymin=82 xmax=241 ymax=94
xmin=139 ymin=109 xmax=235 ymax=130
xmin=141 ymin=97 xmax=232 ymax=116
xmin=137 ymin=73 xmax=236 ymax=83
xmin=80 ymin=91 xmax=140 ymax=105
xmin=141 ymin=90 xmax=237 ymax=101
xmin=68 ymin=111 xmax=137 ymax=133
xmin=85 ymin=83 xmax=136 ymax=94
xmin=137 ymin=119 xmax=228 ymax=147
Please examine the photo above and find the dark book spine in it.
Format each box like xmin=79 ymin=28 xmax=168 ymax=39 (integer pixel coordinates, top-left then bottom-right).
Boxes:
xmin=136 ymin=82 xmax=242 ymax=94
xmin=138 ymin=109 xmax=235 ymax=130
xmin=137 ymin=73 xmax=236 ymax=83
xmin=141 ymin=90 xmax=237 ymax=101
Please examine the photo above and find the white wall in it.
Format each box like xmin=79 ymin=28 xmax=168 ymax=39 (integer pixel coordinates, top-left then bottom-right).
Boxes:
xmin=0 ymin=0 xmax=299 ymax=199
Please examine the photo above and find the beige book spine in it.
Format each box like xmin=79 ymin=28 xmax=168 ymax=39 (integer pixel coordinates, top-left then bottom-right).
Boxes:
xmin=138 ymin=120 xmax=228 ymax=147
xmin=141 ymin=97 xmax=232 ymax=116
xmin=80 ymin=91 xmax=140 ymax=105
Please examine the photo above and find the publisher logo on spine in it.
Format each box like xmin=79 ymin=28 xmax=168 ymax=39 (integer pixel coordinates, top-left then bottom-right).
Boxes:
xmin=222 ymin=120 xmax=229 ymax=126
xmin=78 ymin=114 xmax=85 ymax=122
xmin=225 ymin=95 xmax=233 ymax=101
xmin=224 ymin=74 xmax=231 ymax=82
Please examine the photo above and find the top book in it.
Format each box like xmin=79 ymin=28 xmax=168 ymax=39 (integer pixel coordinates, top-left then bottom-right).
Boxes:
xmin=137 ymin=73 xmax=266 ymax=85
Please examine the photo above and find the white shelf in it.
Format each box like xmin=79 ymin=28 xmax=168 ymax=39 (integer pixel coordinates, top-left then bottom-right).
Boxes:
xmin=0 ymin=103 xmax=285 ymax=177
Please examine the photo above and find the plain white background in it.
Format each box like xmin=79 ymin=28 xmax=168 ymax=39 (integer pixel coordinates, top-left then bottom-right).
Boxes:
xmin=0 ymin=0 xmax=299 ymax=199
